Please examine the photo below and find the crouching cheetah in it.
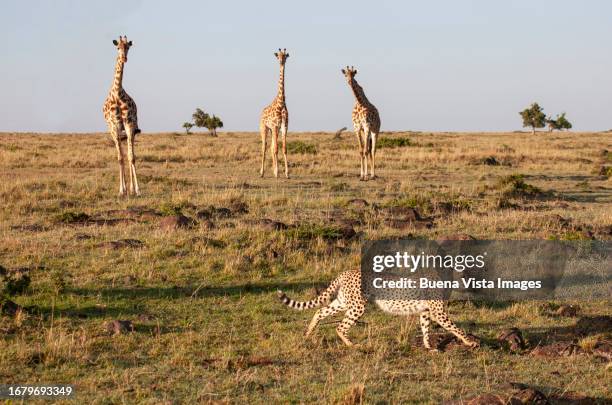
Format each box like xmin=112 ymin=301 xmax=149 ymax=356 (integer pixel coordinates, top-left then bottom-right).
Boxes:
xmin=278 ymin=269 xmax=479 ymax=349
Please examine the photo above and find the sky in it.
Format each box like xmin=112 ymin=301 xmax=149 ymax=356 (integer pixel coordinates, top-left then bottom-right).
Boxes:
xmin=1 ymin=0 xmax=611 ymax=133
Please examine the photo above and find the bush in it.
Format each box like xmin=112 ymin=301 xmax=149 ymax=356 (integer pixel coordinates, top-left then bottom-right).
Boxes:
xmin=287 ymin=141 xmax=317 ymax=154
xmin=495 ymin=174 xmax=541 ymax=198
xmin=377 ymin=137 xmax=411 ymax=149
xmin=55 ymin=211 xmax=90 ymax=224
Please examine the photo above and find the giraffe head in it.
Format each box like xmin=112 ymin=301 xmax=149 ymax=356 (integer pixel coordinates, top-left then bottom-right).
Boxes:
xmin=274 ymin=48 xmax=289 ymax=66
xmin=112 ymin=36 xmax=133 ymax=63
xmin=341 ymin=66 xmax=358 ymax=83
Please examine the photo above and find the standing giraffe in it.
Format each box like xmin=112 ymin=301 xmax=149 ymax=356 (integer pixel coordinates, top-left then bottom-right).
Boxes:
xmin=102 ymin=35 xmax=141 ymax=196
xmin=259 ymin=48 xmax=289 ymax=178
xmin=342 ymin=66 xmax=381 ymax=181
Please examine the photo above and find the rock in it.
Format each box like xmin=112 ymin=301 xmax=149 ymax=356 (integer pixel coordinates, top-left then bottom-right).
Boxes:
xmin=531 ymin=342 xmax=583 ymax=357
xmin=482 ymin=156 xmax=500 ymax=166
xmin=0 ymin=298 xmax=21 ymax=316
xmin=555 ymin=304 xmax=580 ymax=317
xmin=195 ymin=209 xmax=212 ymax=220
xmin=383 ymin=206 xmax=421 ymax=220
xmin=346 ymin=198 xmax=369 ymax=208
xmin=497 ymin=327 xmax=526 ymax=351
xmin=137 ymin=314 xmax=156 ymax=322
xmin=159 ymin=215 xmax=196 ymax=230
xmin=592 ymin=341 xmax=612 ymax=362
xmin=74 ymin=233 xmax=93 ymax=240
xmin=105 ymin=320 xmax=134 ymax=335
xmin=97 ymin=239 xmax=144 ymax=250
xmin=334 ymin=224 xmax=357 ymax=240
xmin=212 ymin=207 xmax=232 ymax=218
xmin=510 ymin=387 xmax=548 ymax=404
xmin=228 ymin=199 xmax=249 ymax=215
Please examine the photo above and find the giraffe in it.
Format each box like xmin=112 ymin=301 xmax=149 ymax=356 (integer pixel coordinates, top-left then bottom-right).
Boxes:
xmin=342 ymin=66 xmax=381 ymax=181
xmin=102 ymin=35 xmax=141 ymax=196
xmin=259 ymin=48 xmax=289 ymax=178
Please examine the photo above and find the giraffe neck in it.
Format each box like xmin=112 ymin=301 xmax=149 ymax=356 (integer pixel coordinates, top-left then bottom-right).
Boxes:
xmin=275 ymin=64 xmax=286 ymax=104
xmin=349 ymin=79 xmax=370 ymax=106
xmin=111 ymin=57 xmax=125 ymax=94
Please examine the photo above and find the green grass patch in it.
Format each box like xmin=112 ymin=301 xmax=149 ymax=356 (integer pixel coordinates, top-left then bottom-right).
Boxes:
xmin=377 ymin=137 xmax=411 ymax=149
xmin=54 ymin=211 xmax=90 ymax=224
xmin=286 ymin=141 xmax=317 ymax=154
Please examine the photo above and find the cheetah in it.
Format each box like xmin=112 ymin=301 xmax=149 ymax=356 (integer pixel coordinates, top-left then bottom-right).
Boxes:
xmin=278 ymin=269 xmax=479 ymax=349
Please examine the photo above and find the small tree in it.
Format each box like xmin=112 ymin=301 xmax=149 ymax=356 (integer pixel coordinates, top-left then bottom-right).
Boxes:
xmin=519 ymin=102 xmax=547 ymax=134
xmin=204 ymin=115 xmax=223 ymax=137
xmin=192 ymin=108 xmax=210 ymax=129
xmin=182 ymin=122 xmax=194 ymax=134
xmin=546 ymin=113 xmax=572 ymax=132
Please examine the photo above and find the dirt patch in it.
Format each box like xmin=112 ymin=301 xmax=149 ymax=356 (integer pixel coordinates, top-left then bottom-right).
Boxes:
xmin=530 ymin=342 xmax=584 ymax=357
xmin=10 ymin=224 xmax=48 ymax=232
xmin=497 ymin=328 xmax=526 ymax=352
xmin=437 ymin=233 xmax=476 ymax=241
xmin=159 ymin=215 xmax=197 ymax=231
xmin=427 ymin=333 xmax=480 ymax=352
xmin=245 ymin=219 xmax=289 ymax=231
xmin=105 ymin=320 xmax=135 ymax=335
xmin=445 ymin=382 xmax=599 ymax=405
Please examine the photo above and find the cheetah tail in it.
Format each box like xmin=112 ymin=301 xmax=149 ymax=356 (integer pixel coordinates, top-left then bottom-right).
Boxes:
xmin=277 ymin=275 xmax=342 ymax=311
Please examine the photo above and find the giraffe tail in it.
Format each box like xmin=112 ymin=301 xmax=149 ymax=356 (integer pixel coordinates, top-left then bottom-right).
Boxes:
xmin=277 ymin=273 xmax=343 ymax=311
xmin=134 ymin=128 xmax=141 ymax=135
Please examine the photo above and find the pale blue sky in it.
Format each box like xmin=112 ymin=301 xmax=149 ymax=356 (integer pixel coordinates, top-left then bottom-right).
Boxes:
xmin=1 ymin=0 xmax=611 ymax=132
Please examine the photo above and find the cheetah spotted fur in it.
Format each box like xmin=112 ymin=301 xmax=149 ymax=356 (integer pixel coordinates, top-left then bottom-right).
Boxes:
xmin=278 ymin=269 xmax=479 ymax=348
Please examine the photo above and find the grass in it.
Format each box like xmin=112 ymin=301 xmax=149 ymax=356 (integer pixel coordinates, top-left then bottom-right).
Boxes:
xmin=0 ymin=130 xmax=610 ymax=403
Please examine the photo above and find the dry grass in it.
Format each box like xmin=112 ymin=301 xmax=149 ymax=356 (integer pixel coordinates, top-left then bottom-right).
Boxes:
xmin=0 ymin=131 xmax=610 ymax=403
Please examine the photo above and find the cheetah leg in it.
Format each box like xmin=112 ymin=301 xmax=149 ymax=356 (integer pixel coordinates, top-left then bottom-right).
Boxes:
xmin=419 ymin=311 xmax=433 ymax=350
xmin=259 ymin=124 xmax=267 ymax=177
xmin=271 ymin=126 xmax=279 ymax=178
xmin=126 ymin=126 xmax=140 ymax=196
xmin=305 ymin=299 xmax=346 ymax=338
xmin=281 ymin=122 xmax=289 ymax=178
xmin=429 ymin=302 xmax=478 ymax=348
xmin=336 ymin=305 xmax=365 ymax=347
xmin=110 ymin=126 xmax=127 ymax=196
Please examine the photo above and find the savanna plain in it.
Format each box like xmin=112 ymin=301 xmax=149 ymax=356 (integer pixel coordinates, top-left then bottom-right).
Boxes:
xmin=0 ymin=130 xmax=610 ymax=404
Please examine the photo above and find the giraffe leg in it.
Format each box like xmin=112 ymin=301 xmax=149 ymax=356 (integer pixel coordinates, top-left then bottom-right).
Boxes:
xmin=305 ymin=298 xmax=346 ymax=338
xmin=126 ymin=126 xmax=140 ymax=196
xmin=354 ymin=126 xmax=365 ymax=180
xmin=260 ymin=124 xmax=267 ymax=177
xmin=281 ymin=122 xmax=289 ymax=178
xmin=336 ymin=304 xmax=365 ymax=347
xmin=111 ymin=126 xmax=127 ymax=196
xmin=429 ymin=301 xmax=479 ymax=348
xmin=361 ymin=125 xmax=370 ymax=181
xmin=419 ymin=311 xmax=433 ymax=350
xmin=271 ymin=127 xmax=279 ymax=178
xmin=370 ymin=131 xmax=377 ymax=179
